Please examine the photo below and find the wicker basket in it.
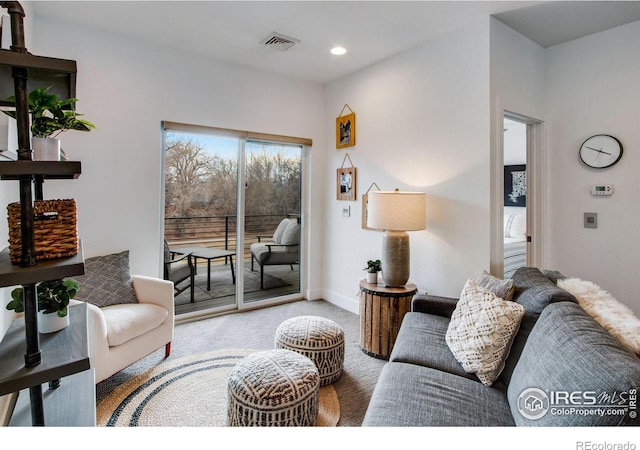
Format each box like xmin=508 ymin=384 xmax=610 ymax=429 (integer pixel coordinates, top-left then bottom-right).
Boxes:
xmin=8 ymin=199 xmax=78 ymax=264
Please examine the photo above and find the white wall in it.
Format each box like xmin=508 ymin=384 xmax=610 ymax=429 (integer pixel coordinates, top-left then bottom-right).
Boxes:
xmin=22 ymin=16 xmax=325 ymax=301
xmin=489 ymin=19 xmax=546 ymax=276
xmin=322 ymin=19 xmax=492 ymax=312
xmin=545 ymin=20 xmax=640 ymax=315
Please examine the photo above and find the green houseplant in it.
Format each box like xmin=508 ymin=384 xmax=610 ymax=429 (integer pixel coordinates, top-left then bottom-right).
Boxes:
xmin=364 ymin=259 xmax=381 ymax=284
xmin=7 ymin=278 xmax=79 ymax=333
xmin=3 ymin=86 xmax=95 ymax=160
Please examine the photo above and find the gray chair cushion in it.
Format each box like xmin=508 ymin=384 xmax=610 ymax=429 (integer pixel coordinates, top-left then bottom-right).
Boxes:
xmin=250 ymin=242 xmax=298 ymax=265
xmin=167 ymin=260 xmax=192 ymax=283
xmin=507 ymin=302 xmax=640 ymax=426
xmin=512 ymin=267 xmax=576 ymax=313
xmin=363 ymin=362 xmax=515 ymax=426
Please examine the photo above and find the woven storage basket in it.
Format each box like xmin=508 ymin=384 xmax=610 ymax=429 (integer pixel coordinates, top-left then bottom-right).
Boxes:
xmin=8 ymin=199 xmax=78 ymax=264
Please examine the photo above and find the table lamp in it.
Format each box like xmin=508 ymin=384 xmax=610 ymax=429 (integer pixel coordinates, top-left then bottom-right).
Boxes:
xmin=366 ymin=189 xmax=426 ymax=287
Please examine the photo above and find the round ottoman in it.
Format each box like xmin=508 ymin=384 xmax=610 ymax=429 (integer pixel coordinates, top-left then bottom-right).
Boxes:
xmin=226 ymin=349 xmax=319 ymax=426
xmin=275 ymin=316 xmax=345 ymax=386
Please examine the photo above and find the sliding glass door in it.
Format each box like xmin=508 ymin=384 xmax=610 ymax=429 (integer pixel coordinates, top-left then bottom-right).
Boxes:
xmin=162 ymin=122 xmax=305 ymax=317
xmin=242 ymin=140 xmax=302 ymax=305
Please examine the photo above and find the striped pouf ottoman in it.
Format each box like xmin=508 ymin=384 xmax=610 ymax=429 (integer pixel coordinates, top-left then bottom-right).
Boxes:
xmin=275 ymin=316 xmax=345 ymax=386
xmin=226 ymin=349 xmax=319 ymax=426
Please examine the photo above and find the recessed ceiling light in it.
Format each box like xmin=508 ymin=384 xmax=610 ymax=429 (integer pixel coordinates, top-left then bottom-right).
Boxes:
xmin=331 ymin=46 xmax=347 ymax=56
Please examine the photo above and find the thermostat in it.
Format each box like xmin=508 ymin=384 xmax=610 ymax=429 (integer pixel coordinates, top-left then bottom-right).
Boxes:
xmin=590 ymin=185 xmax=613 ymax=196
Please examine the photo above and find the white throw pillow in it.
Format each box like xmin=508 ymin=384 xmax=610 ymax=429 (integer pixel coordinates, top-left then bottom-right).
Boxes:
xmin=504 ymin=213 xmax=526 ymax=239
xmin=558 ymin=278 xmax=640 ymax=356
xmin=445 ymin=279 xmax=525 ymax=386
xmin=280 ymin=220 xmax=300 ymax=246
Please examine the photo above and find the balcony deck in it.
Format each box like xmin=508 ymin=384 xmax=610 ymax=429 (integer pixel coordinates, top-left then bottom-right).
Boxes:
xmin=173 ymin=260 xmax=300 ymax=315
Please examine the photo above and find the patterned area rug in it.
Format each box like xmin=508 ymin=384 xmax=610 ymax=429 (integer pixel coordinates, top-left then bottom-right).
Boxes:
xmin=97 ymin=349 xmax=340 ymax=427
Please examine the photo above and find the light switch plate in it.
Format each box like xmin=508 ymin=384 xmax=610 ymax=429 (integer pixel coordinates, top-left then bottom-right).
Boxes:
xmin=342 ymin=206 xmax=350 ymax=217
xmin=584 ymin=212 xmax=597 ymax=229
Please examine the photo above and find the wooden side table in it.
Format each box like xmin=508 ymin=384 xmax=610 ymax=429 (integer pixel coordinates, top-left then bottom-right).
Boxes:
xmin=359 ymin=280 xmax=417 ymax=360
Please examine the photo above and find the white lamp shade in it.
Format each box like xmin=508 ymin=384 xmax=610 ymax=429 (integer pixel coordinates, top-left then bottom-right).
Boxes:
xmin=367 ymin=191 xmax=426 ymax=231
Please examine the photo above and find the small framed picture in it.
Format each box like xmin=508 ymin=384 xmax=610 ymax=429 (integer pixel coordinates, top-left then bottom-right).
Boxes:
xmin=336 ymin=112 xmax=356 ymax=149
xmin=504 ymin=164 xmax=526 ymax=207
xmin=336 ymin=167 xmax=357 ymax=201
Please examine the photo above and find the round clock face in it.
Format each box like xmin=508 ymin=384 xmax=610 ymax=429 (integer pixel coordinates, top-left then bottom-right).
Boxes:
xmin=579 ymin=134 xmax=623 ymax=169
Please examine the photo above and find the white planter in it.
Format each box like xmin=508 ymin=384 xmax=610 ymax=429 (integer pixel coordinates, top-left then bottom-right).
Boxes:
xmin=32 ymin=137 xmax=61 ymax=161
xmin=38 ymin=310 xmax=69 ymax=334
xmin=366 ymin=272 xmax=378 ymax=284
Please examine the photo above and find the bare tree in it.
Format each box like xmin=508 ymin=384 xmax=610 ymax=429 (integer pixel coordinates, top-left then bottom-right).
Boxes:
xmin=165 ymin=138 xmax=210 ymax=217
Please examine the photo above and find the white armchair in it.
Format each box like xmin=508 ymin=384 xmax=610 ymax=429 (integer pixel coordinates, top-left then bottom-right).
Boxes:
xmin=72 ymin=275 xmax=174 ymax=383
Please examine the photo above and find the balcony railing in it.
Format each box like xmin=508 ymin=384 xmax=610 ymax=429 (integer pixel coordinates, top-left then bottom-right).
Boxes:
xmin=165 ymin=213 xmax=299 ymax=262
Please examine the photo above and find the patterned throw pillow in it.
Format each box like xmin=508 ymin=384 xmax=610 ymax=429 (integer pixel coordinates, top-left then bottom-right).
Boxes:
xmin=74 ymin=251 xmax=138 ymax=307
xmin=476 ymin=270 xmax=515 ymax=301
xmin=445 ymin=279 xmax=525 ymax=386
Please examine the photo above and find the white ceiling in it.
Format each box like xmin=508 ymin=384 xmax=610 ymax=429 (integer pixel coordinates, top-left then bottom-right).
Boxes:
xmin=30 ymin=1 xmax=640 ymax=84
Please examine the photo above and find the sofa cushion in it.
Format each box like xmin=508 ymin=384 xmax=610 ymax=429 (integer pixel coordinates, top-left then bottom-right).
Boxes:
xmin=272 ymin=218 xmax=295 ymax=244
xmin=250 ymin=242 xmax=298 ymax=265
xmin=512 ymin=267 xmax=576 ymax=313
xmin=362 ymin=362 xmax=515 ymax=426
xmin=279 ymin=220 xmax=300 ymax=246
xmin=476 ymin=270 xmax=515 ymax=301
xmin=558 ymin=277 xmax=640 ymax=356
xmin=507 ymin=302 xmax=640 ymax=426
xmin=74 ymin=251 xmax=138 ymax=307
xmin=390 ymin=312 xmax=480 ymax=383
xmin=101 ymin=303 xmax=168 ymax=347
xmin=445 ymin=280 xmax=525 ymax=386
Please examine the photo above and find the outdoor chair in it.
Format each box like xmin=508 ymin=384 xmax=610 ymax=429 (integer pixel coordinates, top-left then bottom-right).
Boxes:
xmin=163 ymin=239 xmax=195 ymax=303
xmin=250 ymin=218 xmax=299 ymax=289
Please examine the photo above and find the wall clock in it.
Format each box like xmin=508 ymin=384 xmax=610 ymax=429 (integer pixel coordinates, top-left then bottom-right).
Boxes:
xmin=579 ymin=134 xmax=623 ymax=169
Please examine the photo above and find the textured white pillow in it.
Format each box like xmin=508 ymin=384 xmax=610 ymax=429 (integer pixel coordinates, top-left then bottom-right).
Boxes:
xmin=446 ymin=279 xmax=525 ymax=386
xmin=558 ymin=278 xmax=640 ymax=356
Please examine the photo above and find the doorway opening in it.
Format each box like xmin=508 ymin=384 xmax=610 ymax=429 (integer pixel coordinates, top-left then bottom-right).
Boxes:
xmin=499 ymin=112 xmax=544 ymax=278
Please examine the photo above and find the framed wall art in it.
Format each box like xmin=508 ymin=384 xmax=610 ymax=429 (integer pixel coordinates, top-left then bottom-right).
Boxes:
xmin=504 ymin=164 xmax=526 ymax=207
xmin=336 ymin=104 xmax=356 ymax=149
xmin=337 ymin=153 xmax=356 ymax=201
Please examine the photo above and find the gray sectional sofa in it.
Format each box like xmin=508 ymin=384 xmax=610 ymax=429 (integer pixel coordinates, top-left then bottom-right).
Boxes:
xmin=362 ymin=267 xmax=640 ymax=426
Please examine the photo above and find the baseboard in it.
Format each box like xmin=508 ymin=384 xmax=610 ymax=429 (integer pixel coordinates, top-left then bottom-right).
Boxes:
xmin=322 ymin=289 xmax=359 ymax=315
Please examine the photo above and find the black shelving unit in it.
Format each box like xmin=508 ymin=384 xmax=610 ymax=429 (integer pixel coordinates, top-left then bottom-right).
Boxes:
xmin=0 ymin=1 xmax=89 ymax=426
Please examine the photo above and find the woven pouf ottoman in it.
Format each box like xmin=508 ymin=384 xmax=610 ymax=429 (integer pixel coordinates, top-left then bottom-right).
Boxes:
xmin=226 ymin=349 xmax=320 ymax=427
xmin=275 ymin=315 xmax=345 ymax=386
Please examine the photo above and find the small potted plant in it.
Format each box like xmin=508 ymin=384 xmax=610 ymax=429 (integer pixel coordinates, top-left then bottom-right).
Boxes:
xmin=6 ymin=278 xmax=80 ymax=333
xmin=3 ymin=86 xmax=95 ymax=161
xmin=364 ymin=259 xmax=381 ymax=284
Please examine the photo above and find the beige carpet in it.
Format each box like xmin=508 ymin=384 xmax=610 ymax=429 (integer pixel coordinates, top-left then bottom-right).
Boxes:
xmin=97 ymin=349 xmax=339 ymax=427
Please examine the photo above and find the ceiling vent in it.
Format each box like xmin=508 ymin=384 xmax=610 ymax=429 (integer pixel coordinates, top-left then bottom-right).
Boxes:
xmin=261 ymin=32 xmax=300 ymax=51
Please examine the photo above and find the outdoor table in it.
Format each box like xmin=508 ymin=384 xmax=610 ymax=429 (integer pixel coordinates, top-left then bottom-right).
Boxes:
xmin=171 ymin=246 xmax=236 ymax=290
